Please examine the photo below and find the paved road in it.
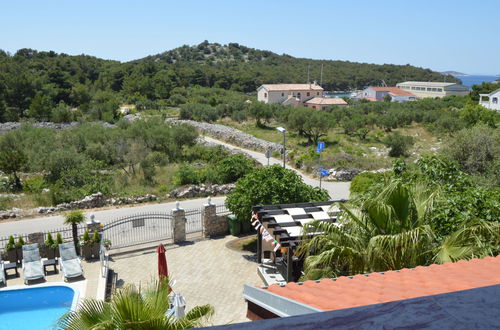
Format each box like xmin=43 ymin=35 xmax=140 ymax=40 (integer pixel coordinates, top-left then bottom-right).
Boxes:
xmin=0 ymin=197 xmax=226 ymax=236
xmin=0 ymin=136 xmax=349 ymax=236
xmin=203 ymin=136 xmax=350 ymax=200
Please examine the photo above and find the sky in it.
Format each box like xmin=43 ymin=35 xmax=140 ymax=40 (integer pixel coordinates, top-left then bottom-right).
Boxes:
xmin=1 ymin=0 xmax=499 ymax=75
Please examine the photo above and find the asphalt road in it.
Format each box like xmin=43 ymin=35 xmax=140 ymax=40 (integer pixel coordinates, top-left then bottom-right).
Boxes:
xmin=0 ymin=136 xmax=350 ymax=236
xmin=0 ymin=197 xmax=226 ymax=236
xmin=203 ymin=136 xmax=350 ymax=200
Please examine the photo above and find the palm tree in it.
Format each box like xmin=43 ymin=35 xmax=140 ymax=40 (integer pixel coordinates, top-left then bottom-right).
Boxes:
xmin=58 ymin=279 xmax=214 ymax=329
xmin=298 ymin=180 xmax=499 ymax=280
xmin=64 ymin=210 xmax=86 ymax=255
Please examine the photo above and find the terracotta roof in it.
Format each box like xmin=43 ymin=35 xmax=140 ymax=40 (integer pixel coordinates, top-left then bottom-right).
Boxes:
xmin=304 ymin=97 xmax=348 ymax=105
xmin=370 ymin=87 xmax=416 ymax=97
xmin=264 ymin=256 xmax=500 ymax=311
xmin=260 ymin=84 xmax=324 ymax=91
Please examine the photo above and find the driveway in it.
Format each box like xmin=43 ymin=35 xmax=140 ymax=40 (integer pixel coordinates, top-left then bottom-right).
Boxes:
xmin=110 ymin=235 xmax=261 ymax=326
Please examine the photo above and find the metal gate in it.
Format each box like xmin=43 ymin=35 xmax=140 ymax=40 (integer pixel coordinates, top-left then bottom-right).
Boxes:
xmin=102 ymin=211 xmax=172 ymax=249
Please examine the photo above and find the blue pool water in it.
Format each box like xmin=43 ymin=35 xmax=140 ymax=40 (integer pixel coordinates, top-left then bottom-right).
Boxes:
xmin=0 ymin=286 xmax=75 ymax=329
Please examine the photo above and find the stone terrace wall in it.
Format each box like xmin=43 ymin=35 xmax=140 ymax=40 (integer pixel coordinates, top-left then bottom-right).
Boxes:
xmin=168 ymin=119 xmax=284 ymax=153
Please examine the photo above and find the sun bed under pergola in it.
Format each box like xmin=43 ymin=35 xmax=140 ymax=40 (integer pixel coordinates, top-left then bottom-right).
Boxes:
xmin=252 ymin=200 xmax=347 ymax=282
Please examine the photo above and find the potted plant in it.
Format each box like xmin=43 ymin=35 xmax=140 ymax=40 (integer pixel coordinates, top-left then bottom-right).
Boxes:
xmin=15 ymin=236 xmax=25 ymax=263
xmin=44 ymin=233 xmax=56 ymax=259
xmin=102 ymin=238 xmax=111 ymax=250
xmin=80 ymin=230 xmax=93 ymax=260
xmin=5 ymin=235 xmax=17 ymax=263
xmin=54 ymin=232 xmax=63 ymax=258
xmin=91 ymin=230 xmax=101 ymax=258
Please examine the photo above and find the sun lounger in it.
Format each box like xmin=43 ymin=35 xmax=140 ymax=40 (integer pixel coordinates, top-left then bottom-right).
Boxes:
xmin=0 ymin=256 xmax=5 ymax=285
xmin=22 ymin=243 xmax=45 ymax=284
xmin=58 ymin=242 xmax=84 ymax=280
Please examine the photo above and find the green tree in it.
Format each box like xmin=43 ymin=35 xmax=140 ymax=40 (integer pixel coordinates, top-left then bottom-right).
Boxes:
xmin=0 ymin=132 xmax=27 ymax=190
xmin=226 ymin=165 xmax=329 ymax=222
xmin=27 ymin=94 xmax=53 ymax=121
xmin=443 ymin=125 xmax=499 ymax=182
xmin=459 ymin=104 xmax=498 ymax=127
xmin=302 ymin=110 xmax=333 ymax=144
xmin=383 ymin=132 xmax=414 ymax=157
xmin=298 ymin=180 xmax=499 ymax=280
xmin=64 ymin=210 xmax=86 ymax=255
xmin=58 ymin=279 xmax=214 ymax=329
xmin=215 ymin=153 xmax=255 ymax=183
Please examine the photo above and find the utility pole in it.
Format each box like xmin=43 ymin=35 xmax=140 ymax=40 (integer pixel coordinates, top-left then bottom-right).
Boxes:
xmin=320 ymin=63 xmax=324 ymax=86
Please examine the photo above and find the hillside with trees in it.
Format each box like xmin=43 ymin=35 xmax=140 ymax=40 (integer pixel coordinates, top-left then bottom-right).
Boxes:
xmin=0 ymin=42 xmax=459 ymax=123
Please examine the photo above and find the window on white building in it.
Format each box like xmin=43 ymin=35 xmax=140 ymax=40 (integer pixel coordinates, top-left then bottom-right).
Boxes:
xmin=493 ymin=97 xmax=498 ymax=104
xmin=264 ymin=93 xmax=267 ymax=98
xmin=307 ymin=92 xmax=310 ymax=97
xmin=281 ymin=93 xmax=284 ymax=97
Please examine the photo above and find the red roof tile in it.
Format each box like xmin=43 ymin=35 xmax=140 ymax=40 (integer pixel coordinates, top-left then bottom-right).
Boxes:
xmin=370 ymin=86 xmax=415 ymax=97
xmin=264 ymin=256 xmax=500 ymax=311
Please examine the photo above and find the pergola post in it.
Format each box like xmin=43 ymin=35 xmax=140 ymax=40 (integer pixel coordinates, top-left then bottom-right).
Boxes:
xmin=257 ymin=228 xmax=262 ymax=264
xmin=287 ymin=246 xmax=293 ymax=282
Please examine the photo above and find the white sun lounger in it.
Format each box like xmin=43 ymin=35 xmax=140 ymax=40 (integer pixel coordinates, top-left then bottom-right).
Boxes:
xmin=0 ymin=256 xmax=5 ymax=285
xmin=58 ymin=242 xmax=84 ymax=280
xmin=22 ymin=243 xmax=45 ymax=284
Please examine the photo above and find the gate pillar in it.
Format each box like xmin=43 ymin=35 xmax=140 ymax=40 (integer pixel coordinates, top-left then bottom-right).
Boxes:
xmin=173 ymin=203 xmax=186 ymax=243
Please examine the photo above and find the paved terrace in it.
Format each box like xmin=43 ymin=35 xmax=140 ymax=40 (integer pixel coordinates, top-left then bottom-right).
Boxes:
xmin=1 ymin=260 xmax=102 ymax=299
xmin=110 ymin=235 xmax=262 ymax=326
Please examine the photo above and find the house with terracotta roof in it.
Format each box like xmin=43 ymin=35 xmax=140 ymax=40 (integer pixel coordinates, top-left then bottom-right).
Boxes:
xmin=257 ymin=83 xmax=324 ymax=105
xmin=358 ymin=86 xmax=416 ymax=102
xmin=304 ymin=97 xmax=347 ymax=109
xmin=240 ymin=256 xmax=500 ymax=328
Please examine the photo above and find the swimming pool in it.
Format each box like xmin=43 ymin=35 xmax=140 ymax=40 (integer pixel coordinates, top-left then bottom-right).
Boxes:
xmin=0 ymin=285 xmax=77 ymax=329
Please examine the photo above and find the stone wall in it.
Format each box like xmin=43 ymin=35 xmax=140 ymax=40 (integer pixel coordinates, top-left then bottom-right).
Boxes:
xmin=37 ymin=193 xmax=157 ymax=214
xmin=168 ymin=119 xmax=285 ymax=154
xmin=0 ymin=121 xmax=114 ymax=134
xmin=203 ymin=204 xmax=228 ymax=237
xmin=168 ymin=184 xmax=235 ymax=199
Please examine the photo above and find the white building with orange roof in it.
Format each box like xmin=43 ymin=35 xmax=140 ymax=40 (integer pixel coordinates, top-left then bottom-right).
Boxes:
xmin=257 ymin=83 xmax=324 ymax=105
xmin=359 ymin=86 xmax=416 ymax=102
xmin=304 ymin=97 xmax=347 ymax=109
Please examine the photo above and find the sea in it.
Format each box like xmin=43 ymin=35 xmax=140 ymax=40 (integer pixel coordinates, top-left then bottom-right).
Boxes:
xmin=453 ymin=75 xmax=498 ymax=87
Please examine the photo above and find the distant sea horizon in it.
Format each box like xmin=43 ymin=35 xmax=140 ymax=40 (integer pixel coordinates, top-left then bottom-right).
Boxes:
xmin=453 ymin=74 xmax=498 ymax=87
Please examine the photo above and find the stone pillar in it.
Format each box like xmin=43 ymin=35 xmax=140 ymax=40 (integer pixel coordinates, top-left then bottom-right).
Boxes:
xmin=172 ymin=203 xmax=186 ymax=244
xmin=203 ymin=203 xmax=217 ymax=238
xmin=87 ymin=214 xmax=102 ymax=233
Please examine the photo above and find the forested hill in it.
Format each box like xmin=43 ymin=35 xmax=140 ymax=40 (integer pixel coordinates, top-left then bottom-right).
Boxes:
xmin=139 ymin=41 xmax=459 ymax=91
xmin=0 ymin=42 xmax=457 ymax=122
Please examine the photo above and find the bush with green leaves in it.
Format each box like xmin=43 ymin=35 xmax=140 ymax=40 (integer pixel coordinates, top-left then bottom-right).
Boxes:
xmin=383 ymin=132 xmax=414 ymax=157
xmin=443 ymin=124 xmax=499 ymax=186
xmin=226 ymin=165 xmax=329 ymax=222
xmin=350 ymin=172 xmax=387 ymax=195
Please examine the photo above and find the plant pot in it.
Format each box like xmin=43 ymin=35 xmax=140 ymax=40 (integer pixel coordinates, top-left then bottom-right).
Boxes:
xmin=16 ymin=247 xmax=23 ymax=263
xmin=92 ymin=243 xmax=100 ymax=258
xmin=55 ymin=247 xmax=60 ymax=258
xmin=6 ymin=249 xmax=17 ymax=263
xmin=46 ymin=247 xmax=56 ymax=259
xmin=82 ymin=244 xmax=93 ymax=261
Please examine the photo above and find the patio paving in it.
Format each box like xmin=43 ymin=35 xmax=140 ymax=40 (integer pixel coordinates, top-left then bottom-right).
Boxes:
xmin=109 ymin=235 xmax=263 ymax=326
xmin=1 ymin=259 xmax=101 ymax=298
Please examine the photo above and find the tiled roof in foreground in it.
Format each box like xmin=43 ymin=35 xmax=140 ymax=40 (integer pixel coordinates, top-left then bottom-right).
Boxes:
xmin=264 ymin=256 xmax=500 ymax=311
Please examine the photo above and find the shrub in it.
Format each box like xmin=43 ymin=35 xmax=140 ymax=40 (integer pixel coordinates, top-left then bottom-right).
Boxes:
xmin=383 ymin=132 xmax=414 ymax=157
xmin=215 ymin=154 xmax=255 ymax=184
xmin=350 ymin=172 xmax=387 ymax=195
xmin=226 ymin=165 xmax=329 ymax=222
xmin=45 ymin=233 xmax=55 ymax=248
xmin=23 ymin=176 xmax=46 ymax=193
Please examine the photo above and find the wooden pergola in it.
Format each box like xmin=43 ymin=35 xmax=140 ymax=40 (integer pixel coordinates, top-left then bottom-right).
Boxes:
xmin=252 ymin=199 xmax=347 ymax=282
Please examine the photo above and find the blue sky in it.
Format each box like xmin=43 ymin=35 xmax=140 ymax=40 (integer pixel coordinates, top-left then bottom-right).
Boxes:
xmin=1 ymin=0 xmax=499 ymax=74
